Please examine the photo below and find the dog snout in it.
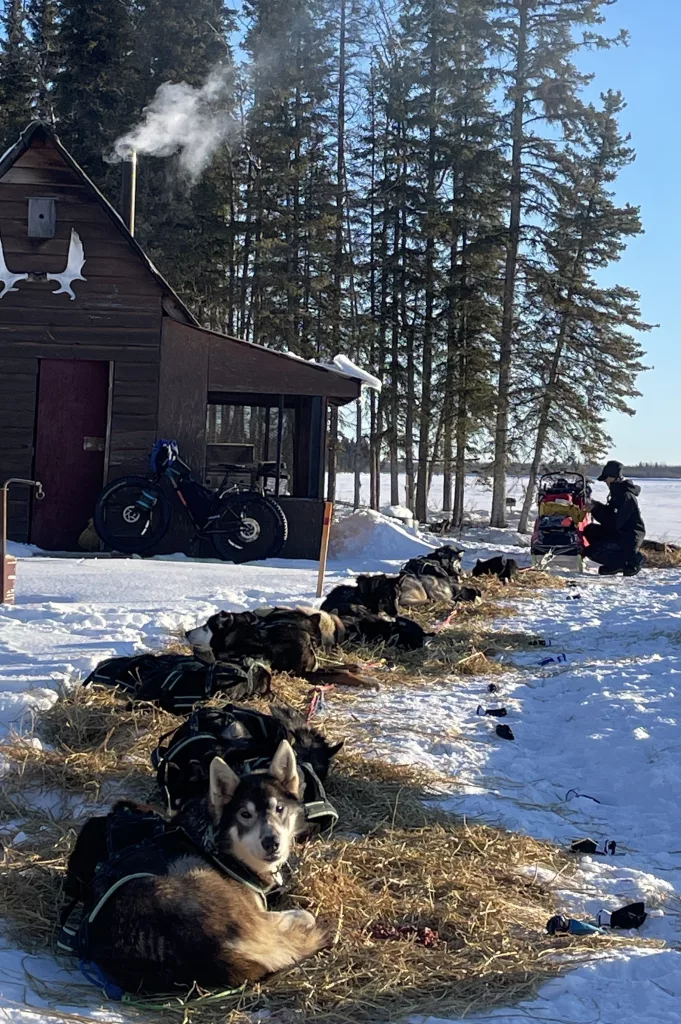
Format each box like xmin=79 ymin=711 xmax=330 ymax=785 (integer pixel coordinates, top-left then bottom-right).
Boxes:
xmin=261 ymin=833 xmax=280 ymax=856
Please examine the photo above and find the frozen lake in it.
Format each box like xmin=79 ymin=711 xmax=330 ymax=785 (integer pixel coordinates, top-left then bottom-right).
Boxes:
xmin=335 ymin=472 xmax=681 ymax=543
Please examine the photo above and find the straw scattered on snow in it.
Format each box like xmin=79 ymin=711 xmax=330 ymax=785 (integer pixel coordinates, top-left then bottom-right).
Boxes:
xmin=0 ymin=567 xmax=641 ymax=1024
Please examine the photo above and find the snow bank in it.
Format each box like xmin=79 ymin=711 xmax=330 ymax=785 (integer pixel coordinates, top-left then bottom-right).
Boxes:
xmin=328 ymin=508 xmax=433 ymax=562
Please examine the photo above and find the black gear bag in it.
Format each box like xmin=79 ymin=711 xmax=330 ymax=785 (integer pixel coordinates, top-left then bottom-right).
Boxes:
xmin=82 ymin=654 xmax=272 ymax=714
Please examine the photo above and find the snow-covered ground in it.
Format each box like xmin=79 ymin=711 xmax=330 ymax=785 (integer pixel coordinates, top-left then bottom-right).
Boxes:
xmin=2 ymin=522 xmax=681 ymax=1023
xmin=336 ymin=472 xmax=681 ymax=543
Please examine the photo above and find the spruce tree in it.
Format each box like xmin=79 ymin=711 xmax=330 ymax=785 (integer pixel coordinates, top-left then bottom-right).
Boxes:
xmin=53 ymin=0 xmax=139 ymax=195
xmin=132 ymin=0 xmax=237 ymax=324
xmin=488 ymin=0 xmax=628 ymax=527
xmin=516 ymin=91 xmax=651 ymax=530
xmin=27 ymin=0 xmax=59 ymax=123
xmin=0 ymin=0 xmax=37 ymax=147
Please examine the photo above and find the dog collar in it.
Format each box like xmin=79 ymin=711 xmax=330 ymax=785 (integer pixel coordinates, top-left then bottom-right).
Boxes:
xmin=183 ymin=824 xmax=277 ymax=907
xmin=210 ymin=853 xmax=278 ymax=908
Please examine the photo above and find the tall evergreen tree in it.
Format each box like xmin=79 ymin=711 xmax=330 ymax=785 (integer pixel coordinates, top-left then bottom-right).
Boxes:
xmin=53 ymin=0 xmax=139 ymax=195
xmin=132 ymin=0 xmax=237 ymax=324
xmin=27 ymin=0 xmax=59 ymax=123
xmin=488 ymin=0 xmax=628 ymax=526
xmin=0 ymin=0 xmax=36 ymax=147
xmin=516 ymin=91 xmax=652 ymax=531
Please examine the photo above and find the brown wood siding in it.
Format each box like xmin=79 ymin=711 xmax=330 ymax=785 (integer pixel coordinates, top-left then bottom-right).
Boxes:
xmin=0 ymin=354 xmax=37 ymax=538
xmin=158 ymin=319 xmax=209 ymax=475
xmin=163 ymin=318 xmax=361 ymax=401
xmin=0 ymin=134 xmax=164 ymax=539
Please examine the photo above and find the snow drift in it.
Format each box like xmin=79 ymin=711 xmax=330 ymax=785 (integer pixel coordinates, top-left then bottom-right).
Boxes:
xmin=328 ymin=508 xmax=433 ymax=562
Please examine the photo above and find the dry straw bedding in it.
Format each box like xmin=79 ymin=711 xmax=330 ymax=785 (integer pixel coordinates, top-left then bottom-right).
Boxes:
xmin=0 ymin=569 xmax=639 ymax=1024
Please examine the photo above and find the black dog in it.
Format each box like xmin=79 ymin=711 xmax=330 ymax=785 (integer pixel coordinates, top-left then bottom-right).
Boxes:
xmin=472 ymin=556 xmax=519 ymax=583
xmin=403 ymin=545 xmax=464 ymax=581
xmin=339 ymin=608 xmax=431 ymax=650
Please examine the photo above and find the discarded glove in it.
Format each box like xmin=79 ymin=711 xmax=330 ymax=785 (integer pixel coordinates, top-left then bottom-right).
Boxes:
xmin=496 ymin=724 xmax=515 ymax=741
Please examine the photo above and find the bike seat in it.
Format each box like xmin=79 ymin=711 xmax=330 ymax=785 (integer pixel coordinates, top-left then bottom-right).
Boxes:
xmin=218 ymin=462 xmax=257 ymax=473
xmin=257 ymin=462 xmax=288 ymax=478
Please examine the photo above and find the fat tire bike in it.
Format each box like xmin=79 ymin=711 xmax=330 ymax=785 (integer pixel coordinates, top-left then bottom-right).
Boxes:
xmin=93 ymin=440 xmax=288 ymax=564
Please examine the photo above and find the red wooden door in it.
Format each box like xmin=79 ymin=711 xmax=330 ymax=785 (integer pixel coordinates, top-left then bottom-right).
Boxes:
xmin=31 ymin=359 xmax=110 ymax=550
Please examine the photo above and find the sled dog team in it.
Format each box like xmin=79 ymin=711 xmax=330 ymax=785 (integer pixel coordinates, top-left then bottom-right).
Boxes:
xmin=64 ymin=548 xmax=517 ymax=993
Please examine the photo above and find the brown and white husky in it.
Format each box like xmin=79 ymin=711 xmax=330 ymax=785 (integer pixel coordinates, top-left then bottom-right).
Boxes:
xmin=78 ymin=742 xmax=332 ymax=992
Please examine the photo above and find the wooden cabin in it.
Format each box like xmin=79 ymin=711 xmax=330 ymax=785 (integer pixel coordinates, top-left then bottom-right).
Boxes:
xmin=0 ymin=122 xmax=360 ymax=559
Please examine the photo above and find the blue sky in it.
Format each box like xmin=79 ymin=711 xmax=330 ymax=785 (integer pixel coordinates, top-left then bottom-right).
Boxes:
xmin=587 ymin=0 xmax=680 ymax=464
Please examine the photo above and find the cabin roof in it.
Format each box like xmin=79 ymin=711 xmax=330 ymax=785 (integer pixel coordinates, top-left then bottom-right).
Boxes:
xmin=0 ymin=122 xmax=364 ymax=403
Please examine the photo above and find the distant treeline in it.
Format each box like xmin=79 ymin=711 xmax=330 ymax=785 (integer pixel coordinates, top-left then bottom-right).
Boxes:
xmin=335 ymin=442 xmax=681 ymax=480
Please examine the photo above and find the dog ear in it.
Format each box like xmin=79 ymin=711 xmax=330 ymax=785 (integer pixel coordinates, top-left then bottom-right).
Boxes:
xmin=209 ymin=756 xmax=241 ymax=820
xmin=327 ymin=740 xmax=344 ymax=757
xmin=269 ymin=740 xmax=300 ymax=798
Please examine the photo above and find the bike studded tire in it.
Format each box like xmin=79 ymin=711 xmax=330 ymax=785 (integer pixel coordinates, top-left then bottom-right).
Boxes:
xmin=93 ymin=476 xmax=172 ymax=554
xmin=211 ymin=494 xmax=288 ymax=563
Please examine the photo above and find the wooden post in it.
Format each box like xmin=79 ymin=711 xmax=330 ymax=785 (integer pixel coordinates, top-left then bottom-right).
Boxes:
xmin=0 ymin=484 xmax=8 ymax=604
xmin=1 ymin=479 xmax=44 ymax=605
xmin=316 ymin=501 xmax=334 ymax=598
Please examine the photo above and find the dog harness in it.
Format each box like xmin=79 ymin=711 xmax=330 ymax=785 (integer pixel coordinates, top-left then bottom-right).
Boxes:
xmin=151 ymin=706 xmax=339 ymax=833
xmin=82 ymin=654 xmax=272 ymax=714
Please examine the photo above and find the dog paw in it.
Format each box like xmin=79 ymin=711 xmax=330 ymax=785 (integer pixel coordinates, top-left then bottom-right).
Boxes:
xmin=316 ymin=918 xmax=339 ymax=949
xmin=278 ymin=908 xmax=317 ymax=933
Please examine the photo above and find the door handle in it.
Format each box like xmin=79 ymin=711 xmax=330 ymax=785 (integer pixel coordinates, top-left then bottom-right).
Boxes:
xmin=83 ymin=437 xmax=105 ymax=452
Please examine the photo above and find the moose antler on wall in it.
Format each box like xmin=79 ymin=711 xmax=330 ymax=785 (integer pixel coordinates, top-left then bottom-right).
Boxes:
xmin=46 ymin=229 xmax=87 ymax=300
xmin=0 ymin=228 xmax=87 ymax=300
xmin=0 ymin=234 xmax=28 ymax=297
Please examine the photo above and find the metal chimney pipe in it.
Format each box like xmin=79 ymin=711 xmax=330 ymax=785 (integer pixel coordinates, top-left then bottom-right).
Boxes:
xmin=120 ymin=150 xmax=137 ymax=236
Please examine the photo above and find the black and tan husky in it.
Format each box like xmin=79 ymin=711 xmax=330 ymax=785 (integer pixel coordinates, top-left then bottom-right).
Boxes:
xmin=68 ymin=741 xmax=332 ymax=992
xmin=186 ymin=609 xmax=379 ymax=689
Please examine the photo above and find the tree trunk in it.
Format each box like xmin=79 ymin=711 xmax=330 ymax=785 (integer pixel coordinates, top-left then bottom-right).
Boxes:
xmin=405 ymin=321 xmax=415 ymax=510
xmin=327 ymin=405 xmax=338 ymax=501
xmin=389 ymin=151 xmax=401 ymax=507
xmin=368 ymin=70 xmax=381 ymax=511
xmin=354 ymin=398 xmax=362 ymax=507
xmin=490 ymin=0 xmax=528 ymax=527
xmin=415 ymin=33 xmax=438 ymax=523
xmin=331 ymin=0 xmax=347 ymax=361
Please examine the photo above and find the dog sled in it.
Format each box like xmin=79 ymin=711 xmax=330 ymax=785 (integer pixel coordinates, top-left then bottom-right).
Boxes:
xmin=530 ymin=472 xmax=592 ymax=572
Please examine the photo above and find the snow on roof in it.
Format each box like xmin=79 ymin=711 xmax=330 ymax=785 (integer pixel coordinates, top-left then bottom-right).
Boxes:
xmin=331 ymin=355 xmax=382 ymax=391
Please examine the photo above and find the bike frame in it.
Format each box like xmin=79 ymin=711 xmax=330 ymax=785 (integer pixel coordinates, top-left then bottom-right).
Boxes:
xmin=153 ymin=458 xmax=260 ymax=541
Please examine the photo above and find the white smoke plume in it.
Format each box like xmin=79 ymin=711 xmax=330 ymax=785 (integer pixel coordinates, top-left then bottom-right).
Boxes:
xmin=111 ymin=65 xmax=237 ymax=182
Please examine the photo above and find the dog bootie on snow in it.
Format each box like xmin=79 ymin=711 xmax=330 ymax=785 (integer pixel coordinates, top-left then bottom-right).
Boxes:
xmin=496 ymin=724 xmax=514 ymax=741
xmin=599 ymin=902 xmax=647 ymax=930
xmin=570 ymin=837 xmax=599 ymax=855
xmin=477 ymin=705 xmax=508 ymax=718
xmin=570 ymin=838 xmax=618 ymax=856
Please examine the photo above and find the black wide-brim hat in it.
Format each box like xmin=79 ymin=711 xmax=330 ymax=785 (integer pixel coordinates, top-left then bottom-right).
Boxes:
xmin=597 ymin=460 xmax=623 ymax=482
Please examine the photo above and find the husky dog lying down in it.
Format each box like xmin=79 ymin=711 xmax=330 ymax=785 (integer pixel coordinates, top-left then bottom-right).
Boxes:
xmin=471 ymin=556 xmax=519 ymax=583
xmin=186 ymin=608 xmax=379 ymax=689
xmin=65 ymin=742 xmax=332 ymax=992
xmin=153 ymin=702 xmax=344 ymax=818
xmin=323 ymin=572 xmax=481 ymax=619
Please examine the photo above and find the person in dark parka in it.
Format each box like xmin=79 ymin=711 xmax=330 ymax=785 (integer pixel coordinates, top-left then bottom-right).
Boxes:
xmin=584 ymin=460 xmax=646 ymax=577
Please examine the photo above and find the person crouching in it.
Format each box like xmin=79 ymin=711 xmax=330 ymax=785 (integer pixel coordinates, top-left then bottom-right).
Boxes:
xmin=584 ymin=460 xmax=646 ymax=577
